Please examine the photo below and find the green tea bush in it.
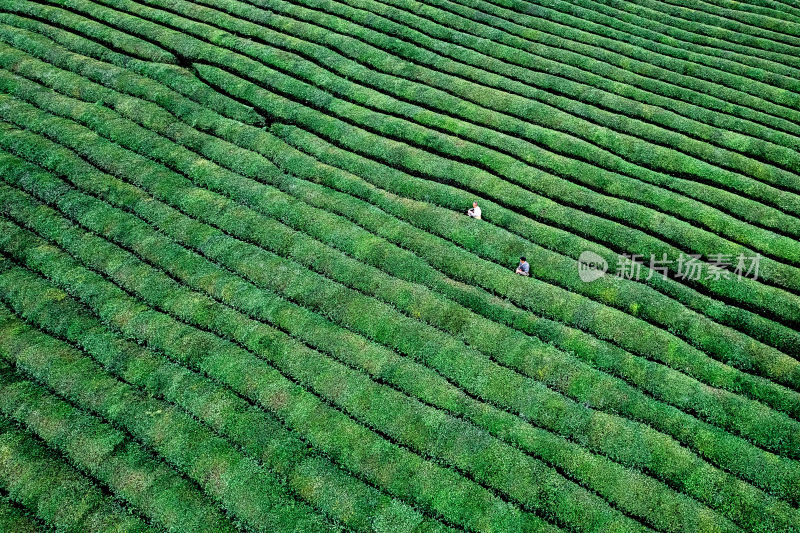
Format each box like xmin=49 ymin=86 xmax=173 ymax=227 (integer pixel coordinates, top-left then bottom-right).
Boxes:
xmin=2 ymin=157 xmax=778 ymax=532
xmin=0 ymin=495 xmax=41 ymax=533
xmin=2 ymin=19 xmax=797 ymax=381
xmin=0 ymin=410 xmax=156 ymax=533
xmin=0 ymin=371 xmax=241 ymax=533
xmin=4 ymin=84 xmax=800 ymax=460
xmin=1 ymin=139 xmax=797 ymax=532
xmin=7 ymin=0 xmax=800 ymax=334
xmin=0 ymin=230 xmax=555 ymax=533
xmin=0 ymin=294 xmax=452 ymax=533
xmin=0 ymin=5 xmax=797 ymax=532
xmin=5 ymin=139 xmax=800 ymax=516
xmin=144 ymin=0 xmax=800 ymax=245
xmin=490 ymin=0 xmax=800 ymax=80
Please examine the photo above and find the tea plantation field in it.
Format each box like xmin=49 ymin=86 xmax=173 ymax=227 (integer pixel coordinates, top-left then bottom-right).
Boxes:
xmin=0 ymin=0 xmax=798 ymax=531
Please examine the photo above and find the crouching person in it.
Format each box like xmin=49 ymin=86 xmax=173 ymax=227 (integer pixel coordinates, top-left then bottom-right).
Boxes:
xmin=467 ymin=201 xmax=482 ymax=220
xmin=515 ymin=256 xmax=530 ymax=276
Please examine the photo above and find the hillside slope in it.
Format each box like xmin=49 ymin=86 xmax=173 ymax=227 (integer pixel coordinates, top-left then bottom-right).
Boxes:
xmin=0 ymin=0 xmax=798 ymax=531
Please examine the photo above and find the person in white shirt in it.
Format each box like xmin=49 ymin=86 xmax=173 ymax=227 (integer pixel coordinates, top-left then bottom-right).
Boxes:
xmin=467 ymin=201 xmax=482 ymax=220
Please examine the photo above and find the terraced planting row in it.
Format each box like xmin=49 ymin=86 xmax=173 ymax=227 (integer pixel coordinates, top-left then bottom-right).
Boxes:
xmin=490 ymin=0 xmax=800 ymax=77
xmin=126 ymin=0 xmax=800 ymax=261
xmin=57 ymin=0 xmax=794 ymax=300
xmin=3 ymin=74 xmax=799 ymax=446
xmin=1 ymin=15 xmax=800 ymax=412
xmin=33 ymin=0 xmax=800 ymax=286
xmin=0 ymin=130 xmax=796 ymax=531
xmin=0 ymin=0 xmax=797 ymax=531
xmin=0 ymin=77 xmax=792 ymax=528
xmin=3 ymin=4 xmax=796 ymax=390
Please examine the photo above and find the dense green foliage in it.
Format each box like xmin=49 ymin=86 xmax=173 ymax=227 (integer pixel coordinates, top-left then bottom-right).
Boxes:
xmin=0 ymin=0 xmax=798 ymax=531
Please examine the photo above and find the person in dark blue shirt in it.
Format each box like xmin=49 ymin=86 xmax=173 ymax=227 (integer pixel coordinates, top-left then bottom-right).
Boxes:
xmin=515 ymin=257 xmax=530 ymax=276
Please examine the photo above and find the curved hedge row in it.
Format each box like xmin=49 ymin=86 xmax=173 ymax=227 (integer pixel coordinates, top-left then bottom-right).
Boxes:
xmin=10 ymin=132 xmax=797 ymax=532
xmin=4 ymin=40 xmax=800 ymax=396
xmin=154 ymin=0 xmax=800 ymax=253
xmin=297 ymin=0 xmax=800 ymax=158
xmin=0 ymin=2 xmax=797 ymax=532
xmin=656 ymin=0 xmax=800 ymax=30
xmin=711 ymin=0 xmax=800 ymax=24
xmin=6 ymin=13 xmax=800 ymax=390
xmin=446 ymin=0 xmax=800 ymax=84
xmin=0 ymin=119 xmax=796 ymax=533
xmin=76 ymin=0 xmax=800 ymax=277
xmin=5 ymin=130 xmax=799 ymax=516
xmin=503 ymin=0 xmax=800 ymax=80
xmin=354 ymin=0 xmax=800 ymax=189
xmin=0 ymin=405 xmax=156 ymax=533
xmin=0 ymin=0 xmax=175 ymax=64
xmin=14 ymin=0 xmax=800 ymax=231
xmin=1 ymin=164 xmax=754 ymax=533
xmin=145 ymin=0 xmax=800 ymax=209
xmin=0 ymin=371 xmax=242 ymax=533
xmin=8 ymin=67 xmax=800 ymax=430
xmin=191 ymin=65 xmax=800 ymax=341
xmin=6 ymin=10 xmax=800 ymax=349
xmin=397 ymin=0 xmax=800 ymax=112
xmin=82 ymin=0 xmax=800 ymax=307
xmin=568 ymin=0 xmax=799 ymax=50
xmin=744 ymin=0 xmax=800 ymax=20
xmin=196 ymin=64 xmax=800 ymax=310
xmin=583 ymin=0 xmax=800 ymax=65
xmin=0 ymin=4 xmax=797 ymax=531
xmin=632 ymin=0 xmax=800 ymax=44
xmin=532 ymin=0 xmax=800 ymax=66
xmin=321 ymin=0 xmax=800 ymax=141
xmin=239 ymin=0 xmax=800 ymax=189
xmin=0 ymin=284 xmax=456 ymax=533
xmin=267 ymin=123 xmax=800 ymax=361
xmin=7 ymin=77 xmax=800 ymax=496
xmin=0 ymin=9 xmax=263 ymax=126
xmin=0 ymin=167 xmax=682 ymax=533
xmin=4 ymin=74 xmax=800 ymax=454
xmin=0 ymin=218 xmax=563 ymax=533
xmin=0 ymin=282 xmax=339 ymax=533
xmin=10 ymin=11 xmax=795 ymax=363
xmin=45 ymin=0 xmax=791 ymax=185
xmin=0 ymin=495 xmax=40 ymax=533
